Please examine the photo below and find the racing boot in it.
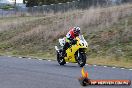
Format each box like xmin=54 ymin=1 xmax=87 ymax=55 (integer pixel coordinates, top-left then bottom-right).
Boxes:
xmin=62 ymin=49 xmax=66 ymax=57
xmin=61 ymin=43 xmax=67 ymax=57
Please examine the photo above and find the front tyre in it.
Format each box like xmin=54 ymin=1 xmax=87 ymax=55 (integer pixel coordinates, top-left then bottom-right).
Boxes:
xmin=57 ymin=50 xmax=66 ymax=65
xmin=77 ymin=53 xmax=86 ymax=67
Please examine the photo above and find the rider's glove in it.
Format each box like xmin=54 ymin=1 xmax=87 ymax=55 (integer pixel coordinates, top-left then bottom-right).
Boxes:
xmin=71 ymin=39 xmax=77 ymax=45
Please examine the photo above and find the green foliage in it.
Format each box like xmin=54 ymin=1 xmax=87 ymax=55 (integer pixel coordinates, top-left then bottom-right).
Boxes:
xmin=26 ymin=0 xmax=73 ymax=7
xmin=0 ymin=5 xmax=14 ymax=10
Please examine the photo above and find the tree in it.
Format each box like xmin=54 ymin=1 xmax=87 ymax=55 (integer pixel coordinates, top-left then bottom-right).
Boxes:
xmin=26 ymin=0 xmax=73 ymax=7
xmin=14 ymin=0 xmax=16 ymax=8
xmin=23 ymin=0 xmax=26 ymax=4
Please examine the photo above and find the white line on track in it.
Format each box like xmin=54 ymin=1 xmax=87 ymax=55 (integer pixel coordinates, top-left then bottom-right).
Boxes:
xmin=129 ymin=69 xmax=132 ymax=71
xmin=19 ymin=57 xmax=22 ymax=58
xmin=93 ymin=65 xmax=97 ymax=66
xmin=48 ymin=60 xmax=51 ymax=61
xmin=104 ymin=66 xmax=107 ymax=68
xmin=121 ymin=68 xmax=125 ymax=70
xmin=28 ymin=58 xmax=31 ymax=59
xmin=39 ymin=59 xmax=42 ymax=60
xmin=85 ymin=64 xmax=88 ymax=66
xmin=112 ymin=67 xmax=116 ymax=68
xmin=8 ymin=56 xmax=11 ymax=57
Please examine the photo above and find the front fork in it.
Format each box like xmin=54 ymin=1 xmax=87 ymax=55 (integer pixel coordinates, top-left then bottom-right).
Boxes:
xmin=78 ymin=51 xmax=80 ymax=57
xmin=77 ymin=49 xmax=86 ymax=60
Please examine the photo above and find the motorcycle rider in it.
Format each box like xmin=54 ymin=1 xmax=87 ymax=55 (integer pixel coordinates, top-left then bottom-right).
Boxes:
xmin=62 ymin=26 xmax=81 ymax=57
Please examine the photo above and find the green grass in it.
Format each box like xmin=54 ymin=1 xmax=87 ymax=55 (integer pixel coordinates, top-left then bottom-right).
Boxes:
xmin=87 ymin=56 xmax=132 ymax=68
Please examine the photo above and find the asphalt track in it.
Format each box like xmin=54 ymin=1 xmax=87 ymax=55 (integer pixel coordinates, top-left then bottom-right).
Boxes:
xmin=0 ymin=56 xmax=132 ymax=88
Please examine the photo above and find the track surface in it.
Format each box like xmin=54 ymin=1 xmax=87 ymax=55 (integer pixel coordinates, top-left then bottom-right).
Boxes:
xmin=0 ymin=56 xmax=131 ymax=88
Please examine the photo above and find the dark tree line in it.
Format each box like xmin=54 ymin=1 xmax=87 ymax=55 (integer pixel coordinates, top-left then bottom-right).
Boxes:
xmin=25 ymin=0 xmax=73 ymax=7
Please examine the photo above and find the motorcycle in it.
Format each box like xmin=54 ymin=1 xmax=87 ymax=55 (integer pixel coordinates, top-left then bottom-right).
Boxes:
xmin=55 ymin=35 xmax=89 ymax=67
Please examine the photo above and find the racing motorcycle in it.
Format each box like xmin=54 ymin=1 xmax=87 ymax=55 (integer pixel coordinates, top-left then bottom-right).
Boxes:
xmin=55 ymin=35 xmax=89 ymax=67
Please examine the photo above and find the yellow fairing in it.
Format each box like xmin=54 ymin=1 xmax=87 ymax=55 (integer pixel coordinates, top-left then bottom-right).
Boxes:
xmin=64 ymin=37 xmax=87 ymax=63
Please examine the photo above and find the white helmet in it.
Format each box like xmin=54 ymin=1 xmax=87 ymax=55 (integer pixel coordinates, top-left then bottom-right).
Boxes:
xmin=73 ymin=27 xmax=80 ymax=36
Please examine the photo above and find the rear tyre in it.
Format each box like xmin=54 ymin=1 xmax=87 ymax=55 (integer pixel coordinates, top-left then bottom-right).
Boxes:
xmin=57 ymin=50 xmax=66 ymax=65
xmin=77 ymin=53 xmax=86 ymax=67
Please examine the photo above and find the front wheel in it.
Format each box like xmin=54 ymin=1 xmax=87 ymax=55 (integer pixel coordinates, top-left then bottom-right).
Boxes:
xmin=57 ymin=50 xmax=66 ymax=65
xmin=77 ymin=53 xmax=86 ymax=67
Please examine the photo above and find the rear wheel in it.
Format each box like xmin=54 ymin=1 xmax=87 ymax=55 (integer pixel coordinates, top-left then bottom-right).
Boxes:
xmin=77 ymin=53 xmax=86 ymax=67
xmin=57 ymin=50 xmax=66 ymax=65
